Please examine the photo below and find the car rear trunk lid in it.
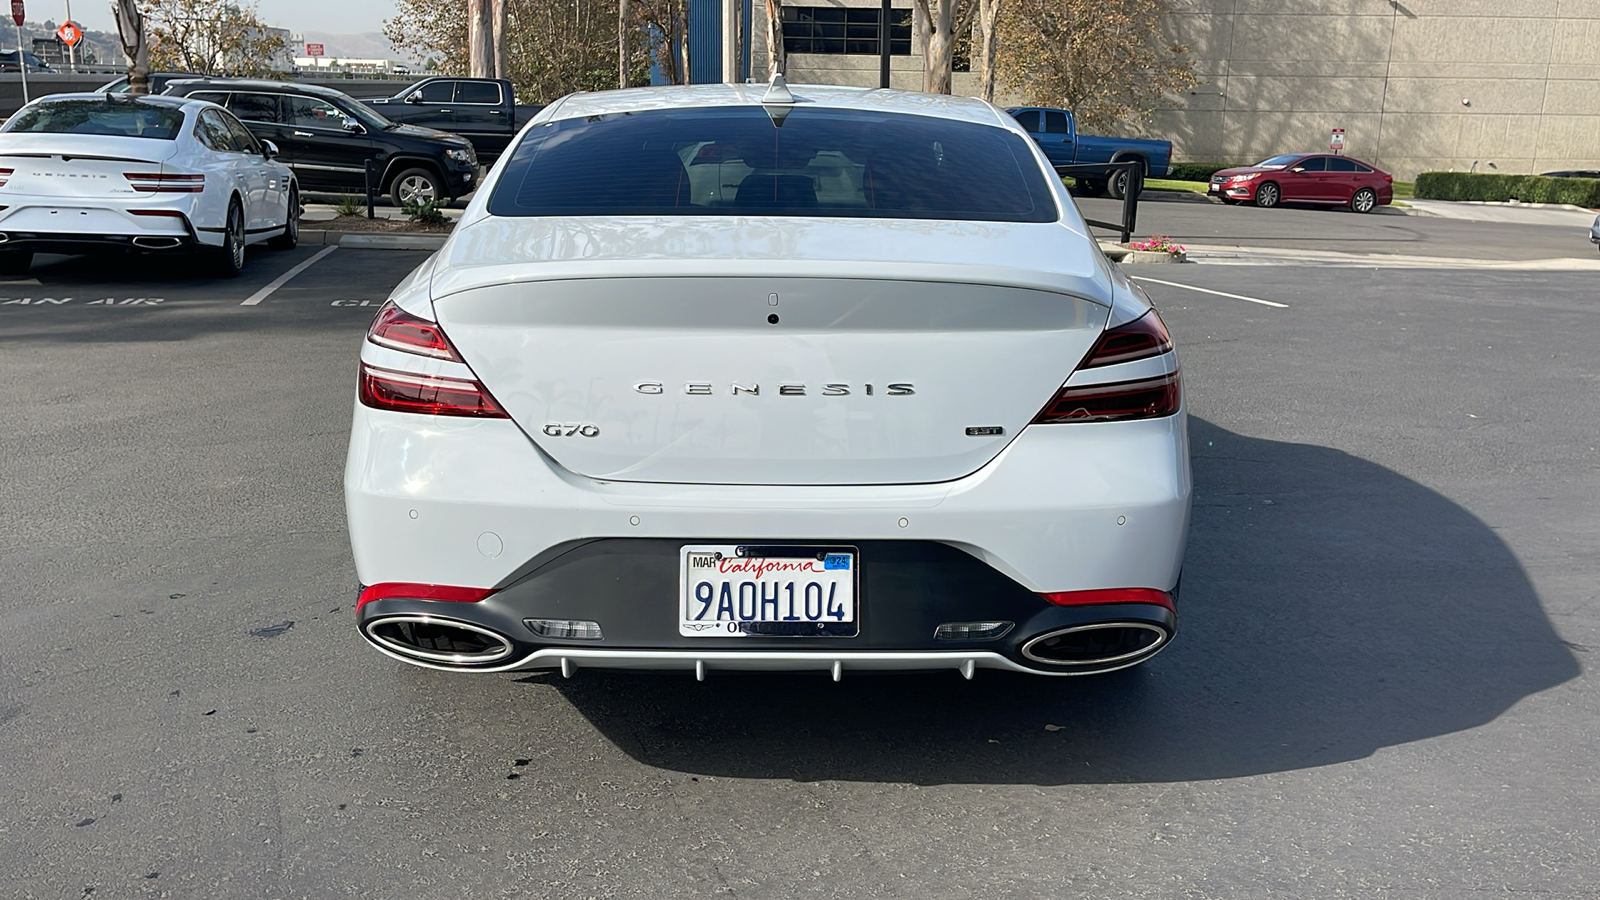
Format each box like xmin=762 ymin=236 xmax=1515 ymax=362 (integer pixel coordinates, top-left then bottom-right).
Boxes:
xmin=436 ymin=275 xmax=1108 ymax=485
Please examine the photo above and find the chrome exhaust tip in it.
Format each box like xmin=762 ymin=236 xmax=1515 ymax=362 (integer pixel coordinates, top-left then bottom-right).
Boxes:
xmin=1020 ymin=622 xmax=1171 ymax=669
xmin=132 ymin=236 xmax=183 ymax=250
xmin=363 ymin=615 xmax=515 ymax=667
xmin=0 ymin=232 xmax=9 ymax=244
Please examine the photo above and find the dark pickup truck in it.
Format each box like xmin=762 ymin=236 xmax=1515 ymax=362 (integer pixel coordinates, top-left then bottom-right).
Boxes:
xmin=1006 ymin=107 xmax=1172 ymax=199
xmin=363 ymin=77 xmax=543 ymax=164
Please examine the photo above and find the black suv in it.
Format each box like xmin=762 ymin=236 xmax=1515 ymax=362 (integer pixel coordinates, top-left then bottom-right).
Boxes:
xmin=164 ymin=79 xmax=480 ymax=206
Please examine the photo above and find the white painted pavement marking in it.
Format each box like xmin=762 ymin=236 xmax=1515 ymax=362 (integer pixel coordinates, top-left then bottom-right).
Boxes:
xmin=241 ymin=246 xmax=338 ymax=306
xmin=1131 ymin=275 xmax=1289 ymax=309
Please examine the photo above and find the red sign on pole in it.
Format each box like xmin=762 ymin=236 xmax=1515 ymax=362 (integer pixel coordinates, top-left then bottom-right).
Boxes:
xmin=10 ymin=0 xmax=24 ymax=28
xmin=305 ymin=43 xmax=325 ymax=57
xmin=55 ymin=20 xmax=82 ymax=46
xmin=1330 ymin=127 xmax=1346 ymax=153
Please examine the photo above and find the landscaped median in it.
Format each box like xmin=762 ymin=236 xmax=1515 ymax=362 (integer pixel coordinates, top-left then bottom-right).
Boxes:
xmin=1415 ymin=172 xmax=1600 ymax=206
xmin=298 ymin=203 xmax=456 ymax=250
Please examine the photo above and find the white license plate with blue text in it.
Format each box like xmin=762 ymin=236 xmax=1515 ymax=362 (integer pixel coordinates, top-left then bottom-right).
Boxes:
xmin=679 ymin=545 xmax=858 ymax=637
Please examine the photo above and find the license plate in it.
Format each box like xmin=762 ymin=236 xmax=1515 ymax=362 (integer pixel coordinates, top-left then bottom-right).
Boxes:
xmin=1207 ymin=183 xmax=1218 ymax=192
xmin=679 ymin=545 xmax=858 ymax=637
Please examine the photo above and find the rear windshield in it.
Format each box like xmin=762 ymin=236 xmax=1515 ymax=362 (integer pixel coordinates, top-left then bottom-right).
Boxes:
xmin=487 ymin=106 xmax=1059 ymax=222
xmin=3 ymin=99 xmax=187 ymax=140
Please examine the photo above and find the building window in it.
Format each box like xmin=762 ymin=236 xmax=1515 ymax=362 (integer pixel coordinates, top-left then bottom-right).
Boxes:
xmin=782 ymin=7 xmax=912 ymax=56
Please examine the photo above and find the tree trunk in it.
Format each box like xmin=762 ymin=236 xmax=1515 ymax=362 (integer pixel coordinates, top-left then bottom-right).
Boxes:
xmin=468 ymin=0 xmax=495 ymax=77
xmin=764 ymin=0 xmax=784 ymax=76
xmin=974 ymin=0 xmax=1000 ymax=102
xmin=923 ymin=20 xmax=953 ymax=93
xmin=112 ymin=0 xmax=150 ymax=95
xmin=491 ymin=0 xmax=510 ymax=80
xmin=618 ymin=0 xmax=630 ymax=87
xmin=676 ymin=0 xmax=690 ymax=83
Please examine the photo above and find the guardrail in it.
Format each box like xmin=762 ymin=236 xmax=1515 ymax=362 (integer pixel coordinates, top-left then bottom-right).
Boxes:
xmin=1054 ymin=160 xmax=1142 ymax=245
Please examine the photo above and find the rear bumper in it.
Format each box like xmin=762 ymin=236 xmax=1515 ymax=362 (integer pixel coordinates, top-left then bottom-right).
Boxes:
xmin=0 ymin=200 xmax=199 ymax=252
xmin=0 ymin=230 xmax=197 ymax=254
xmin=345 ymin=403 xmax=1192 ymax=675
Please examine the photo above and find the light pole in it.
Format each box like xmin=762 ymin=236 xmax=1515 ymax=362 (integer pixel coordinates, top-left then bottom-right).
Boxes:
xmin=61 ymin=0 xmax=72 ymax=71
xmin=11 ymin=0 xmax=26 ymax=103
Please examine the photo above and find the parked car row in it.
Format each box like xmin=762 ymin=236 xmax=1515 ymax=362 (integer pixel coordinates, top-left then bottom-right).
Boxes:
xmin=0 ymin=93 xmax=298 ymax=277
xmin=1208 ymin=154 xmax=1395 ymax=213
xmin=1006 ymin=106 xmax=1172 ymax=199
xmin=360 ymin=77 xmax=544 ymax=165
xmin=162 ymin=79 xmax=482 ymax=207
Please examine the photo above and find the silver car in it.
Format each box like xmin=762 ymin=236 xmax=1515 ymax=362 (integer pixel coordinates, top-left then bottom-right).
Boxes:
xmin=1591 ymin=214 xmax=1599 ymax=253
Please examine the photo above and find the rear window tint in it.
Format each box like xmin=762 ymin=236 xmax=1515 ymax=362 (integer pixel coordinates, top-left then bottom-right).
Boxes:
xmin=488 ymin=106 xmax=1059 ymax=222
xmin=3 ymin=99 xmax=186 ymax=140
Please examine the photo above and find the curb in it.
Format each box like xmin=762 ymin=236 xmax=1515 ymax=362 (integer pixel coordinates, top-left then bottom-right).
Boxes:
xmin=1098 ymin=242 xmax=1188 ymax=264
xmin=299 ymin=230 xmax=450 ymax=250
xmin=1139 ymin=190 xmax=1214 ymax=204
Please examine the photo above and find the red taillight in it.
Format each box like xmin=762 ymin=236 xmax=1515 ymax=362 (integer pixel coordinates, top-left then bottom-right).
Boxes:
xmin=1032 ymin=310 xmax=1180 ymax=424
xmin=357 ymin=582 xmax=497 ymax=611
xmin=1039 ymin=588 xmax=1174 ymax=611
xmin=367 ymin=301 xmax=459 ymax=360
xmin=0 ymin=167 xmax=12 ymax=188
xmin=1080 ymin=310 xmax=1172 ymax=368
xmin=1033 ymin=373 xmax=1180 ymax=423
xmin=124 ymin=172 xmax=205 ymax=193
xmin=359 ymin=364 xmax=508 ymax=418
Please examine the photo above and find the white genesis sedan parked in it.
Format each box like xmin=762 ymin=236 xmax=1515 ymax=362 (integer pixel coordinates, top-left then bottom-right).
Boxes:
xmin=0 ymin=93 xmax=298 ymax=277
xmin=346 ymin=80 xmax=1192 ymax=679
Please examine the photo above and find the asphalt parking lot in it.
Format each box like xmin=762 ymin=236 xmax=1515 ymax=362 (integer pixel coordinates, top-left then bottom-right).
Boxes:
xmin=1 ymin=220 xmax=1596 ymax=897
xmin=1079 ymin=193 xmax=1597 ymax=261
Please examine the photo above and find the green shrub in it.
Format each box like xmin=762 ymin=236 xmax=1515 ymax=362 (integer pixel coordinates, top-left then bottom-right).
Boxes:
xmin=403 ymin=199 xmax=450 ymax=227
xmin=1414 ymin=172 xmax=1600 ymax=206
xmin=1166 ymin=161 xmax=1246 ymax=182
xmin=335 ymin=194 xmax=364 ymax=217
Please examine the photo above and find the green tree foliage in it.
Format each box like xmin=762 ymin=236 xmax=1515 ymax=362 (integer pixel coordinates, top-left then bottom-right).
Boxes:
xmin=386 ymin=0 xmax=653 ymax=103
xmin=147 ymin=0 xmax=287 ymax=76
xmin=996 ymin=0 xmax=1197 ymax=132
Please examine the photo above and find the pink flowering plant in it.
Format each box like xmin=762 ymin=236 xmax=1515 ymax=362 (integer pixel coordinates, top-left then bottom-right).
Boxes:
xmin=1129 ymin=234 xmax=1186 ymax=257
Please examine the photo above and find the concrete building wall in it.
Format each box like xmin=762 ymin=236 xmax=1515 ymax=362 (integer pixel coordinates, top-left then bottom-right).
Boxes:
xmin=1151 ymin=0 xmax=1600 ymax=178
xmin=749 ymin=0 xmax=1599 ymax=180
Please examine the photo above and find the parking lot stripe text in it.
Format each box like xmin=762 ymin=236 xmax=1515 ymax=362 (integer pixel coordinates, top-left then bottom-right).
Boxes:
xmin=242 ymin=246 xmax=339 ymax=306
xmin=1131 ymin=275 xmax=1289 ymax=309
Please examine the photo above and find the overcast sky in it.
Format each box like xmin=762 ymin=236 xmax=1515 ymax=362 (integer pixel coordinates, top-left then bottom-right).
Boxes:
xmin=69 ymin=0 xmax=398 ymax=37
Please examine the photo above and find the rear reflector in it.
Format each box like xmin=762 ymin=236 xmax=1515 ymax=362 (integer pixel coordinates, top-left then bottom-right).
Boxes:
xmin=1033 ymin=372 xmax=1180 ymax=424
xmin=129 ymin=209 xmax=187 ymax=218
xmin=1080 ymin=310 xmax=1173 ymax=368
xmin=1038 ymin=588 xmax=1174 ymax=611
xmin=0 ymin=168 xmax=11 ymax=188
xmin=359 ymin=364 xmax=509 ymax=418
xmin=524 ymin=618 xmax=605 ymax=641
xmin=124 ymin=172 xmax=205 ymax=193
xmin=367 ymin=301 xmax=461 ymax=360
xmin=357 ymin=582 xmax=497 ymax=611
xmin=934 ymin=620 xmax=1015 ymax=641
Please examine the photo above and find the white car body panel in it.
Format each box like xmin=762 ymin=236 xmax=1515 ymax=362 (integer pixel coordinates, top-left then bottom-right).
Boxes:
xmin=344 ymin=402 xmax=1190 ymax=595
xmin=0 ymin=98 xmax=294 ymax=250
xmin=345 ymin=83 xmax=1190 ymax=676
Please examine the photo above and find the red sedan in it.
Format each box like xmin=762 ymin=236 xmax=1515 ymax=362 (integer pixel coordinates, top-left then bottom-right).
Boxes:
xmin=1209 ymin=154 xmax=1394 ymax=213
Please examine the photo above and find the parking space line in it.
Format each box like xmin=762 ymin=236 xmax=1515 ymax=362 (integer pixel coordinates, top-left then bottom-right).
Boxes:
xmin=1131 ymin=275 xmax=1289 ymax=309
xmin=241 ymin=246 xmax=339 ymax=306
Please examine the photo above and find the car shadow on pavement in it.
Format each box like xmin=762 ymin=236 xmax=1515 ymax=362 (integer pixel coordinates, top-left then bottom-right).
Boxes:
xmin=538 ymin=417 xmax=1580 ymax=785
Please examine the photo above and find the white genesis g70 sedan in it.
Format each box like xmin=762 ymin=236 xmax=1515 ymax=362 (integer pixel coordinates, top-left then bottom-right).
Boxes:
xmin=345 ymin=80 xmax=1192 ymax=679
xmin=0 ymin=93 xmax=298 ymax=277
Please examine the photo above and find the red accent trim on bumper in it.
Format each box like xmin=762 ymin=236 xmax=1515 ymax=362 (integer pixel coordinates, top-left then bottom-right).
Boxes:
xmin=1038 ymin=588 xmax=1175 ymax=611
xmin=357 ymin=582 xmax=497 ymax=611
